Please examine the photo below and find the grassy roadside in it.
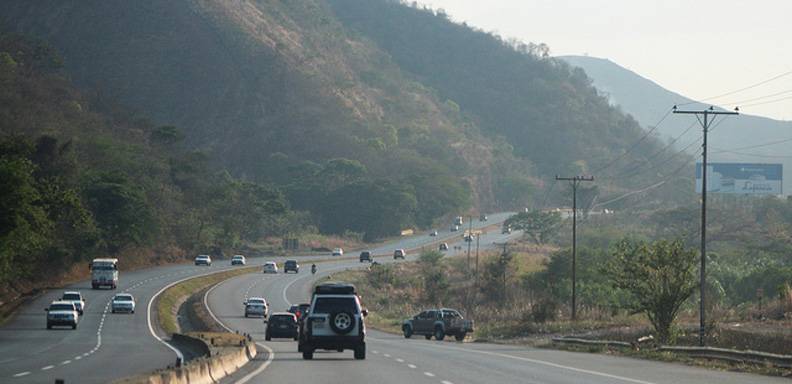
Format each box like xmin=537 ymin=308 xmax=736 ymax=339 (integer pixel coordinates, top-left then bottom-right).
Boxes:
xmin=157 ymin=266 xmax=259 ymax=335
xmin=331 ymin=258 xmax=792 ymax=378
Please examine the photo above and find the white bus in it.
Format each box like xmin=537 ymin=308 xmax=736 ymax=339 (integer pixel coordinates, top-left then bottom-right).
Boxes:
xmin=90 ymin=258 xmax=119 ymax=289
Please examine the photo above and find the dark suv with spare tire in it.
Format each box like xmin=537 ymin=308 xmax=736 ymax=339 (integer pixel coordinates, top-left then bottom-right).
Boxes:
xmin=299 ymin=283 xmax=367 ymax=360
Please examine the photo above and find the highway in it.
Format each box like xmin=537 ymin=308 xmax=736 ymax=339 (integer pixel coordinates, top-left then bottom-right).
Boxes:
xmin=207 ymin=232 xmax=788 ymax=384
xmin=0 ymin=213 xmax=510 ymax=383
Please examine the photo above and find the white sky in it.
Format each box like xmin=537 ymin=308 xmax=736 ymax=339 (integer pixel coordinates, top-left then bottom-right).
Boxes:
xmin=421 ymin=0 xmax=792 ymax=121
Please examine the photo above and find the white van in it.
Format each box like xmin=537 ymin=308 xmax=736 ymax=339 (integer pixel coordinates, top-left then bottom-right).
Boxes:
xmin=90 ymin=258 xmax=119 ymax=289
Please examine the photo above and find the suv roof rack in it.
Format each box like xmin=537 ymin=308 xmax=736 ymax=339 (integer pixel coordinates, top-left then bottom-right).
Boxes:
xmin=314 ymin=282 xmax=356 ymax=295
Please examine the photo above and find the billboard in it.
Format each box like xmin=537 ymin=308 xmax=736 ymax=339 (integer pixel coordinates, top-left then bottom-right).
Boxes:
xmin=695 ymin=163 xmax=782 ymax=195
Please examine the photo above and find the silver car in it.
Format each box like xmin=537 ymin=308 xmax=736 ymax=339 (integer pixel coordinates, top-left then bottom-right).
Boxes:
xmin=111 ymin=293 xmax=136 ymax=314
xmin=244 ymin=297 xmax=268 ymax=318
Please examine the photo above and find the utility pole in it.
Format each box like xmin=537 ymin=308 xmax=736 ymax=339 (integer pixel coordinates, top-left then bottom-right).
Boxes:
xmin=555 ymin=175 xmax=594 ymax=321
xmin=673 ymin=105 xmax=738 ymax=346
xmin=475 ymin=234 xmax=480 ymax=287
xmin=467 ymin=216 xmax=473 ymax=272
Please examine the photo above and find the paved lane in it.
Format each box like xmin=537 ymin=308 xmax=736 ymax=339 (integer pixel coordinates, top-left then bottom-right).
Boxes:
xmin=208 ymin=233 xmax=787 ymax=384
xmin=0 ymin=214 xmax=509 ymax=383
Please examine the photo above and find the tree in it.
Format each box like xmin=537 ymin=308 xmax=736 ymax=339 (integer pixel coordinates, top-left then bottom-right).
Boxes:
xmin=479 ymin=250 xmax=514 ymax=304
xmin=418 ymin=250 xmax=448 ymax=304
xmin=0 ymin=157 xmax=52 ymax=282
xmin=504 ymin=210 xmax=562 ymax=245
xmin=604 ymin=239 xmax=697 ymax=343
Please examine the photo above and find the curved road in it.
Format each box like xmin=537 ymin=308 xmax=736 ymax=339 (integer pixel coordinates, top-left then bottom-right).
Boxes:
xmin=207 ymin=235 xmax=788 ymax=384
xmin=0 ymin=213 xmax=509 ymax=383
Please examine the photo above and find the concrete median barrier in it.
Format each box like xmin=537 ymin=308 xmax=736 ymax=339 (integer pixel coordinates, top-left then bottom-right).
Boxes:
xmin=114 ymin=333 xmax=256 ymax=384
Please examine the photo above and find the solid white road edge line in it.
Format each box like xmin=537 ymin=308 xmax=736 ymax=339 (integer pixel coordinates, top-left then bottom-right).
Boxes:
xmin=147 ymin=267 xmax=240 ymax=362
xmin=203 ymin=278 xmax=275 ymax=384
xmin=368 ymin=337 xmax=658 ymax=384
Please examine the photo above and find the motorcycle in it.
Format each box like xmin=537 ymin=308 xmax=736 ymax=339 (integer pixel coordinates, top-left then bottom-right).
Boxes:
xmin=311 ymin=264 xmax=317 ymax=274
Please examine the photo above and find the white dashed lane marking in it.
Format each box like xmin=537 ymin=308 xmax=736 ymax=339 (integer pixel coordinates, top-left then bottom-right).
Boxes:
xmin=384 ymin=354 xmax=391 ymax=358
xmin=424 ymin=372 xmax=435 ymax=377
xmin=407 ymin=364 xmax=417 ymax=369
xmin=12 ymin=372 xmax=30 ymax=377
xmin=61 ymin=360 xmax=71 ymax=365
xmin=41 ymin=365 xmax=54 ymax=371
xmin=441 ymin=381 xmax=454 ymax=384
xmin=395 ymin=358 xmax=404 ymax=363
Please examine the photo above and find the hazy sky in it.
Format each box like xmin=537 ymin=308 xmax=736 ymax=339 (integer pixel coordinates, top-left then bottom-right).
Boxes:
xmin=421 ymin=0 xmax=792 ymax=121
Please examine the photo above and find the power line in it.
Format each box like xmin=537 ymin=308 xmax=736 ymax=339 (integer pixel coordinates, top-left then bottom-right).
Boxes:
xmin=711 ymin=148 xmax=792 ymax=159
xmin=740 ymin=94 xmax=792 ymax=108
xmin=601 ymin=119 xmax=698 ymax=180
xmin=717 ymin=88 xmax=792 ymax=106
xmin=712 ymin=136 xmax=792 ymax=153
xmin=592 ymin=107 xmax=673 ymax=174
xmin=677 ymin=69 xmax=792 ymax=106
xmin=592 ymin=155 xmax=696 ymax=209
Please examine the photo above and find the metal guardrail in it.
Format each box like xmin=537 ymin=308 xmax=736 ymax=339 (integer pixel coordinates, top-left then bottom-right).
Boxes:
xmin=552 ymin=337 xmax=792 ymax=369
xmin=657 ymin=345 xmax=792 ymax=369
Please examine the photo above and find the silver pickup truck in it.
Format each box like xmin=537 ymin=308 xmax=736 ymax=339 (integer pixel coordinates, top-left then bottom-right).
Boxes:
xmin=402 ymin=308 xmax=473 ymax=341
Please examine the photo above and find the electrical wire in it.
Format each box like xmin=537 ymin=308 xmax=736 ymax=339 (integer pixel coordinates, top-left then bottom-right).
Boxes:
xmin=601 ymin=119 xmax=698 ymax=180
xmin=591 ymin=107 xmax=673 ymax=175
xmin=676 ymin=69 xmax=792 ymax=106
xmin=717 ymin=88 xmax=792 ymax=106
xmin=712 ymin=136 xmax=792 ymax=153
xmin=739 ymin=94 xmax=792 ymax=108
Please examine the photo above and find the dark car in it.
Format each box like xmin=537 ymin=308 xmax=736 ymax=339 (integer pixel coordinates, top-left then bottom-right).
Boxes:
xmin=284 ymin=260 xmax=299 ymax=273
xmin=288 ymin=303 xmax=312 ymax=321
xmin=402 ymin=308 xmax=473 ymax=341
xmin=266 ymin=312 xmax=299 ymax=341
xmin=359 ymin=251 xmax=372 ymax=263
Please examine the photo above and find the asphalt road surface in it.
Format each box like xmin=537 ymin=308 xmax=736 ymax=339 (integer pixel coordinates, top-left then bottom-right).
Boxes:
xmin=208 ymin=234 xmax=788 ymax=384
xmin=0 ymin=213 xmax=509 ymax=383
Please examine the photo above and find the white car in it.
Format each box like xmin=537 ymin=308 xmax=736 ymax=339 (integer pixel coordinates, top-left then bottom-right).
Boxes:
xmin=231 ymin=255 xmax=246 ymax=266
xmin=61 ymin=291 xmax=85 ymax=315
xmin=195 ymin=255 xmax=212 ymax=266
xmin=298 ymin=283 xmax=367 ymax=360
xmin=332 ymin=248 xmax=344 ymax=256
xmin=263 ymin=261 xmax=278 ymax=274
xmin=244 ymin=297 xmax=268 ymax=318
xmin=46 ymin=301 xmax=79 ymax=329
xmin=111 ymin=293 xmax=136 ymax=314
xmin=429 ymin=231 xmax=438 ymax=237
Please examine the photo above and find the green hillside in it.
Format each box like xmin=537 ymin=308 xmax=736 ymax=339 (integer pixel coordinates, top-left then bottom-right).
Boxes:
xmin=327 ymin=0 xmax=695 ymax=203
xmin=0 ymin=0 xmax=701 ymax=288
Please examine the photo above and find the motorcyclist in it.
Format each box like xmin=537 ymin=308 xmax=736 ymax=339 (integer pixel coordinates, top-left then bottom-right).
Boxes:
xmin=311 ymin=264 xmax=317 ymax=274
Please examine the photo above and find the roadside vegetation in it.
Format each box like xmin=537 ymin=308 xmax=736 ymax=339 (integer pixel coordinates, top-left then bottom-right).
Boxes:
xmin=338 ymin=199 xmax=792 ymax=358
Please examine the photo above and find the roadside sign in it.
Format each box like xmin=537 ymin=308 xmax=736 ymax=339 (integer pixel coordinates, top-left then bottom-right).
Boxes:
xmin=695 ymin=163 xmax=782 ymax=195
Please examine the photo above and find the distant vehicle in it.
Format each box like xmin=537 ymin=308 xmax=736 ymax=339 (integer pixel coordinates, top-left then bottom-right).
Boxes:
xmin=61 ymin=291 xmax=85 ymax=315
xmin=454 ymin=216 xmax=464 ymax=226
xmin=288 ymin=303 xmax=312 ymax=321
xmin=46 ymin=301 xmax=79 ymax=329
xmin=284 ymin=260 xmax=299 ymax=273
xmin=194 ymin=255 xmax=212 ymax=266
xmin=231 ymin=255 xmax=246 ymax=266
xmin=479 ymin=214 xmax=488 ymax=221
xmin=402 ymin=308 xmax=473 ymax=341
xmin=439 ymin=243 xmax=449 ymax=251
xmin=266 ymin=312 xmax=299 ymax=341
xmin=111 ymin=293 xmax=136 ymax=314
xmin=450 ymin=225 xmax=459 ymax=232
xmin=464 ymin=234 xmax=474 ymax=242
xmin=429 ymin=231 xmax=438 ymax=237
xmin=311 ymin=264 xmax=317 ymax=274
xmin=299 ymin=283 xmax=367 ymax=360
xmin=393 ymin=249 xmax=406 ymax=260
xmin=89 ymin=258 xmax=118 ymax=289
xmin=332 ymin=248 xmax=344 ymax=256
xmin=502 ymin=226 xmax=512 ymax=234
xmin=263 ymin=261 xmax=278 ymax=274
xmin=244 ymin=297 xmax=268 ymax=318
xmin=359 ymin=251 xmax=372 ymax=263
